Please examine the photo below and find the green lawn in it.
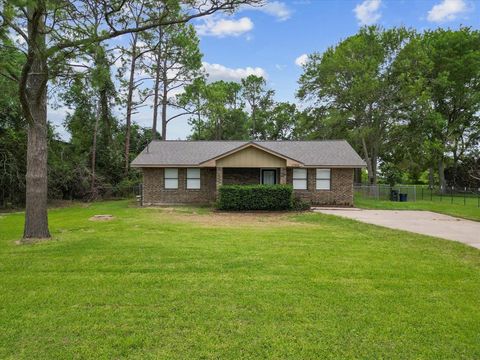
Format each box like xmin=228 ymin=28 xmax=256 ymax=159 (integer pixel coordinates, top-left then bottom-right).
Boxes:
xmin=1 ymin=201 xmax=480 ymax=359
xmin=355 ymin=193 xmax=480 ymax=221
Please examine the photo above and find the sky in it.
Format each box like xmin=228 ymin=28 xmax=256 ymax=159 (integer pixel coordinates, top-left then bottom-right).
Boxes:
xmin=49 ymin=0 xmax=480 ymax=140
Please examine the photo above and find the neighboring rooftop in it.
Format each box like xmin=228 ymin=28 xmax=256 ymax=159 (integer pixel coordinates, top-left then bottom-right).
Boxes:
xmin=131 ymin=140 xmax=366 ymax=168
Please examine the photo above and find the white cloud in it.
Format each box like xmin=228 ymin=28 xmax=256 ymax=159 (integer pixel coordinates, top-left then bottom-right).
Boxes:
xmin=258 ymin=1 xmax=292 ymax=21
xmin=427 ymin=0 xmax=469 ymax=22
xmin=196 ymin=16 xmax=254 ymax=37
xmin=240 ymin=1 xmax=292 ymax=21
xmin=295 ymin=54 xmax=308 ymax=67
xmin=202 ymin=62 xmax=267 ymax=82
xmin=354 ymin=0 xmax=382 ymax=25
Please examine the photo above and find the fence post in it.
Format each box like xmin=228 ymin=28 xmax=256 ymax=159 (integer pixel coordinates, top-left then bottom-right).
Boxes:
xmin=464 ymin=187 xmax=466 ymax=206
xmin=451 ymin=186 xmax=454 ymax=204
xmin=440 ymin=186 xmax=443 ymax=201
xmin=414 ymin=185 xmax=416 ymax=202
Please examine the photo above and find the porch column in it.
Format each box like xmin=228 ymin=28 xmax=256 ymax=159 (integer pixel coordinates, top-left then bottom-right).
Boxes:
xmin=280 ymin=167 xmax=287 ymax=184
xmin=216 ymin=167 xmax=223 ymax=198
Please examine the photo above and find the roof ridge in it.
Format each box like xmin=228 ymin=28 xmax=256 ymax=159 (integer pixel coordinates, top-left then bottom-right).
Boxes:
xmin=150 ymin=139 xmax=347 ymax=143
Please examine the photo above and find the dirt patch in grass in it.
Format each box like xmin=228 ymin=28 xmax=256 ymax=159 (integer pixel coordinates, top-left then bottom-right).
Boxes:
xmin=15 ymin=237 xmax=53 ymax=245
xmin=89 ymin=214 xmax=115 ymax=221
xmin=152 ymin=207 xmax=310 ymax=228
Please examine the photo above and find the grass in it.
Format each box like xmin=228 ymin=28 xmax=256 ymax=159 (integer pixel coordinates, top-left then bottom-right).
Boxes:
xmin=355 ymin=193 xmax=480 ymax=222
xmin=1 ymin=200 xmax=480 ymax=359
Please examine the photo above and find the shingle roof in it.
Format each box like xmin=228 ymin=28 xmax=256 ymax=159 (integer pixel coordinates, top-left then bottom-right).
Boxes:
xmin=131 ymin=140 xmax=366 ymax=167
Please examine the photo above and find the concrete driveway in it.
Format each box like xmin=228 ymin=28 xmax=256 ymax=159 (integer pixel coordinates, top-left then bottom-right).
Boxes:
xmin=313 ymin=209 xmax=480 ymax=249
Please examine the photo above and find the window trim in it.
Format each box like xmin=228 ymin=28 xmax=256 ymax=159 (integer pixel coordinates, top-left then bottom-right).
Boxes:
xmin=164 ymin=168 xmax=179 ymax=189
xmin=292 ymin=168 xmax=308 ymax=190
xmin=186 ymin=168 xmax=201 ymax=190
xmin=316 ymin=168 xmax=331 ymax=190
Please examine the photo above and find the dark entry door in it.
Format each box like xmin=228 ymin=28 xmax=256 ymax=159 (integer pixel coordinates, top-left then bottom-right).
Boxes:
xmin=262 ymin=170 xmax=276 ymax=185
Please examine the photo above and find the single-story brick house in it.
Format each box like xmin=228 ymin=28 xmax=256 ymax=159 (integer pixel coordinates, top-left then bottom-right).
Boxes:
xmin=131 ymin=140 xmax=365 ymax=206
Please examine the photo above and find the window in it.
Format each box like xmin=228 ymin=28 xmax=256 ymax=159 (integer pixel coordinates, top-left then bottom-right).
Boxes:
xmin=164 ymin=168 xmax=178 ymax=189
xmin=187 ymin=168 xmax=201 ymax=189
xmin=262 ymin=169 xmax=276 ymax=185
xmin=316 ymin=169 xmax=331 ymax=190
xmin=293 ymin=168 xmax=307 ymax=190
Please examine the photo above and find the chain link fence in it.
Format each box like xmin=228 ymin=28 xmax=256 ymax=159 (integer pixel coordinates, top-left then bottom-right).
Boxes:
xmin=133 ymin=184 xmax=143 ymax=206
xmin=354 ymin=184 xmax=480 ymax=207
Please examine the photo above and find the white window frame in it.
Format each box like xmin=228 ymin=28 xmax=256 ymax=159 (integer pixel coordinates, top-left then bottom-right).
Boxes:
xmin=164 ymin=168 xmax=178 ymax=189
xmin=292 ymin=168 xmax=307 ymax=190
xmin=186 ymin=168 xmax=201 ymax=190
xmin=316 ymin=169 xmax=331 ymax=190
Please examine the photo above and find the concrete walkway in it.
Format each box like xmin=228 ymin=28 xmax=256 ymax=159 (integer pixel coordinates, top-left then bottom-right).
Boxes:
xmin=313 ymin=208 xmax=480 ymax=249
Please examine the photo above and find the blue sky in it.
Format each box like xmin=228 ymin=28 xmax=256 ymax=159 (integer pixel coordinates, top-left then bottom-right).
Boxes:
xmin=50 ymin=0 xmax=480 ymax=140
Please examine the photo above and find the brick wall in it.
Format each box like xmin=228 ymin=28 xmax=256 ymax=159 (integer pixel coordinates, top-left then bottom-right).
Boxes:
xmin=287 ymin=168 xmax=354 ymax=206
xmin=142 ymin=167 xmax=354 ymax=206
xmin=142 ymin=168 xmax=216 ymax=204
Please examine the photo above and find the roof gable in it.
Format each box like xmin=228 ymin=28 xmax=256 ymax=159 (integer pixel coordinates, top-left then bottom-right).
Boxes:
xmin=199 ymin=142 xmax=303 ymax=167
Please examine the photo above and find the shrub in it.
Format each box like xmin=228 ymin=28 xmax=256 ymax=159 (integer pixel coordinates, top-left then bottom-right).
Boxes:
xmin=217 ymin=184 xmax=293 ymax=211
xmin=113 ymin=178 xmax=140 ymax=198
xmin=292 ymin=197 xmax=311 ymax=211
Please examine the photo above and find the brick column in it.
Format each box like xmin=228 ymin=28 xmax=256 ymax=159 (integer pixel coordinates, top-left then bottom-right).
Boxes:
xmin=216 ymin=167 xmax=223 ymax=198
xmin=279 ymin=167 xmax=287 ymax=184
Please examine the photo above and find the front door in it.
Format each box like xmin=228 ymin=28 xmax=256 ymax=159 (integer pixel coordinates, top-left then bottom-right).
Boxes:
xmin=262 ymin=169 xmax=276 ymax=185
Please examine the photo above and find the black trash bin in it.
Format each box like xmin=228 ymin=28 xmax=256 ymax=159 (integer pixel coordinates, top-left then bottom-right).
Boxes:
xmin=390 ymin=189 xmax=399 ymax=201
xmin=399 ymin=193 xmax=408 ymax=202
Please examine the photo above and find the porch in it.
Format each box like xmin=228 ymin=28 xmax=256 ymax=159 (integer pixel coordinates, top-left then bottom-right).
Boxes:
xmin=215 ymin=167 xmax=287 ymax=191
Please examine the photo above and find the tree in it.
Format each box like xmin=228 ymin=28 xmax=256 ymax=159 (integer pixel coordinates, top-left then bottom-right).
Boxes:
xmin=62 ymin=45 xmax=117 ymax=199
xmin=394 ymin=28 xmax=480 ymax=190
xmin=145 ymin=17 xmax=203 ymax=140
xmin=241 ymin=75 xmax=274 ymax=139
xmin=0 ymin=0 xmax=260 ymax=239
xmin=298 ymin=26 xmax=411 ymax=185
xmin=0 ymin=43 xmax=26 ymax=207
xmin=179 ymin=79 xmax=250 ymax=140
xmin=117 ymin=1 xmax=148 ymax=175
xmin=263 ymin=102 xmax=298 ymax=140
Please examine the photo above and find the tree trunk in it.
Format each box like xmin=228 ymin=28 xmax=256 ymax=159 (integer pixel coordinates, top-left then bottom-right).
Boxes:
xmin=428 ymin=166 xmax=434 ymax=189
xmin=361 ymin=137 xmax=375 ymax=185
xmin=161 ymin=82 xmax=168 ymax=140
xmin=160 ymin=60 xmax=168 ymax=140
xmin=152 ymin=27 xmax=163 ymax=140
xmin=100 ymin=88 xmax=111 ymax=145
xmin=371 ymin=146 xmax=378 ymax=185
xmin=23 ymin=4 xmax=50 ymax=239
xmin=91 ymin=101 xmax=100 ymax=197
xmin=438 ymin=158 xmax=446 ymax=192
xmin=251 ymin=105 xmax=256 ymax=139
xmin=196 ymin=93 xmax=202 ymax=138
xmin=124 ymin=34 xmax=138 ymax=175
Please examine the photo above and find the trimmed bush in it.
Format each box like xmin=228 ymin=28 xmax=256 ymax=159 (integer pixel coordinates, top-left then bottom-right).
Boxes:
xmin=217 ymin=184 xmax=293 ymax=211
xmin=292 ymin=196 xmax=311 ymax=211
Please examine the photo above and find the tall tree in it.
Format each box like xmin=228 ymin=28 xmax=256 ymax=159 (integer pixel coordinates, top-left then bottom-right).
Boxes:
xmin=178 ymin=79 xmax=249 ymax=140
xmin=394 ymin=28 xmax=480 ymax=190
xmin=298 ymin=26 xmax=411 ymax=184
xmin=0 ymin=0 xmax=260 ymax=239
xmin=263 ymin=102 xmax=298 ymax=140
xmin=145 ymin=18 xmax=202 ymax=140
xmin=241 ymin=75 xmax=273 ymax=139
xmin=0 ymin=43 xmax=26 ymax=207
xmin=117 ymin=1 xmax=149 ymax=175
